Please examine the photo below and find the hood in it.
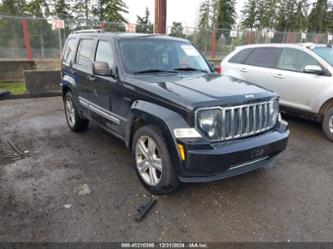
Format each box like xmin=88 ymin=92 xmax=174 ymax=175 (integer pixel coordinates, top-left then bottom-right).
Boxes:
xmin=127 ymin=73 xmax=276 ymax=111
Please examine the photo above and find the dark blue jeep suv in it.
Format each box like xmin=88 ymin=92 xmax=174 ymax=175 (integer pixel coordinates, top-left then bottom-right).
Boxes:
xmin=60 ymin=30 xmax=289 ymax=194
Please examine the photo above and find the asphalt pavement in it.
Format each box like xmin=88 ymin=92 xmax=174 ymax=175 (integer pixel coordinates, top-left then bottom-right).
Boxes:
xmin=0 ymin=97 xmax=332 ymax=242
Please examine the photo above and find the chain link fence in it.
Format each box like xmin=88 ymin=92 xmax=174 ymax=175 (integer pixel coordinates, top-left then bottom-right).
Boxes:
xmin=0 ymin=15 xmax=333 ymax=60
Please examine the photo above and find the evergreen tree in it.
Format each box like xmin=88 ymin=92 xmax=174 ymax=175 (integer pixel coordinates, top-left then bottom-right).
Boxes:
xmin=241 ymin=0 xmax=257 ymax=30
xmin=0 ymin=0 xmax=27 ymax=15
xmin=25 ymin=0 xmax=50 ymax=17
xmin=94 ymin=0 xmax=128 ymax=23
xmin=255 ymin=0 xmax=279 ymax=30
xmin=290 ymin=0 xmax=308 ymax=31
xmin=214 ymin=0 xmax=236 ymax=30
xmin=53 ymin=0 xmax=73 ymax=20
xmin=170 ymin=22 xmax=185 ymax=38
xmin=276 ymin=0 xmax=289 ymax=31
xmin=73 ymin=0 xmax=96 ymax=27
xmin=136 ymin=7 xmax=153 ymax=33
xmin=308 ymin=0 xmax=328 ymax=32
xmin=0 ymin=0 xmax=27 ymax=50
xmin=195 ymin=0 xmax=211 ymax=50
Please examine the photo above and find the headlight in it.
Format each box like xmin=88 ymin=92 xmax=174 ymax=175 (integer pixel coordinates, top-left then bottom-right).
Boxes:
xmin=270 ymin=99 xmax=279 ymax=126
xmin=197 ymin=109 xmax=222 ymax=139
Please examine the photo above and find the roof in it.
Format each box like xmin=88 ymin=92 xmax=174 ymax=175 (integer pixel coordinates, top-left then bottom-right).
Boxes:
xmin=235 ymin=43 xmax=330 ymax=51
xmin=69 ymin=30 xmax=189 ymax=42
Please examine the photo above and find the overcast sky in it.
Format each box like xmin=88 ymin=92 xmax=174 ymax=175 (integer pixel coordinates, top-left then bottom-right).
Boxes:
xmin=123 ymin=0 xmax=245 ymax=28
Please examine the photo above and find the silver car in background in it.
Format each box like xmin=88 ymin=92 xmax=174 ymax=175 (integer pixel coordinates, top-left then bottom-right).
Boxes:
xmin=221 ymin=43 xmax=333 ymax=141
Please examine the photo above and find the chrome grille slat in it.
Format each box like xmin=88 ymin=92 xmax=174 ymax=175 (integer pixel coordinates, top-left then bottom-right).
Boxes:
xmin=219 ymin=100 xmax=275 ymax=141
xmin=238 ymin=107 xmax=243 ymax=138
xmin=246 ymin=106 xmax=250 ymax=134
xmin=258 ymin=104 xmax=262 ymax=132
xmin=222 ymin=109 xmax=226 ymax=140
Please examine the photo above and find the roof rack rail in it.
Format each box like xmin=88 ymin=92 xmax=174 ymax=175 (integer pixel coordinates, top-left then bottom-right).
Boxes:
xmin=73 ymin=29 xmax=104 ymax=34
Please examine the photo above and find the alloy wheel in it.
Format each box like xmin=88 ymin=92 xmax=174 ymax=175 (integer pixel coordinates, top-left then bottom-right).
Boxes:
xmin=65 ymin=97 xmax=76 ymax=128
xmin=135 ymin=136 xmax=162 ymax=186
xmin=329 ymin=115 xmax=333 ymax=134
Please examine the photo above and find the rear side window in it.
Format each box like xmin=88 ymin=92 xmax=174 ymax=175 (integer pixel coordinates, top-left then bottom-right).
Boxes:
xmin=63 ymin=39 xmax=77 ymax=64
xmin=244 ymin=47 xmax=282 ymax=68
xmin=229 ymin=48 xmax=252 ymax=64
xmin=76 ymin=39 xmax=94 ymax=68
xmin=95 ymin=40 xmax=114 ymax=67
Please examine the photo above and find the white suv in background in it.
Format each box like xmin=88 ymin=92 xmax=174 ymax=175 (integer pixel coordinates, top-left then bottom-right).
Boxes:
xmin=221 ymin=43 xmax=333 ymax=141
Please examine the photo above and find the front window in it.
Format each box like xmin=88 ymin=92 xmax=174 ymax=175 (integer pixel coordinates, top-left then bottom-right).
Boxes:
xmin=119 ymin=39 xmax=211 ymax=74
xmin=277 ymin=48 xmax=320 ymax=72
xmin=313 ymin=46 xmax=333 ymax=66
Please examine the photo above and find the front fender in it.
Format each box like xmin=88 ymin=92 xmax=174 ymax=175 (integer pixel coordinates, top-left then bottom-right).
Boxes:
xmin=125 ymin=100 xmax=191 ymax=173
xmin=315 ymin=86 xmax=333 ymax=114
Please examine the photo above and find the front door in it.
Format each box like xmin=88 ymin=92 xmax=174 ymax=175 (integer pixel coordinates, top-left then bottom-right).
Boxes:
xmin=270 ymin=48 xmax=326 ymax=112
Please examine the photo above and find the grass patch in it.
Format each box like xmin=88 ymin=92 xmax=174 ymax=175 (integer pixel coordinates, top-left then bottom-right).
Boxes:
xmin=0 ymin=82 xmax=26 ymax=95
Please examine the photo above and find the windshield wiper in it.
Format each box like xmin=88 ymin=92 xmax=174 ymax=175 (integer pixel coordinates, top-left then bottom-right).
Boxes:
xmin=173 ymin=67 xmax=208 ymax=73
xmin=133 ymin=69 xmax=177 ymax=74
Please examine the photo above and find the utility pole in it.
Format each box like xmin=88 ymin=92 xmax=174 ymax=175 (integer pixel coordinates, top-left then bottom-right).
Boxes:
xmin=155 ymin=0 xmax=167 ymax=34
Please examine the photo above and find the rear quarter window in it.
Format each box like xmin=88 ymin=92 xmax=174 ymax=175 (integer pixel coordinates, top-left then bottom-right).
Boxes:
xmin=228 ymin=48 xmax=253 ymax=64
xmin=76 ymin=39 xmax=94 ymax=68
xmin=244 ymin=47 xmax=282 ymax=68
xmin=62 ymin=38 xmax=77 ymax=65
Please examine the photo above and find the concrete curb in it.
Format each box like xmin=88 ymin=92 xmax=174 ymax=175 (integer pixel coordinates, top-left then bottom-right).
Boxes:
xmin=0 ymin=92 xmax=61 ymax=100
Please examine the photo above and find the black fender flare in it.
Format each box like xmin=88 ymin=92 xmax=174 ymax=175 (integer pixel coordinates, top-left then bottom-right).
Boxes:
xmin=61 ymin=74 xmax=83 ymax=116
xmin=125 ymin=100 xmax=191 ymax=172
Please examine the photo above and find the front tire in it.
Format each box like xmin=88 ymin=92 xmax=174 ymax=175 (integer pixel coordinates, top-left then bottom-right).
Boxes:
xmin=323 ymin=106 xmax=333 ymax=142
xmin=132 ymin=125 xmax=180 ymax=195
xmin=64 ymin=92 xmax=89 ymax=132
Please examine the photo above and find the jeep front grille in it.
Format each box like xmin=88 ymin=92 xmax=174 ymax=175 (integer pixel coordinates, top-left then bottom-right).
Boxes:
xmin=196 ymin=99 xmax=279 ymax=141
xmin=221 ymin=101 xmax=276 ymax=140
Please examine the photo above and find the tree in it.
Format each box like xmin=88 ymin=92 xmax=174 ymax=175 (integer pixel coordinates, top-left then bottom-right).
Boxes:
xmin=136 ymin=7 xmax=153 ymax=33
xmin=53 ymin=0 xmax=73 ymax=20
xmin=170 ymin=22 xmax=185 ymax=38
xmin=0 ymin=0 xmax=27 ymax=50
xmin=214 ymin=0 xmax=236 ymax=30
xmin=241 ymin=0 xmax=257 ymax=30
xmin=308 ymin=0 xmax=328 ymax=32
xmin=94 ymin=0 xmax=128 ymax=23
xmin=255 ymin=0 xmax=279 ymax=30
xmin=290 ymin=0 xmax=308 ymax=31
xmin=0 ymin=0 xmax=27 ymax=16
xmin=72 ymin=0 xmax=97 ymax=28
xmin=195 ymin=0 xmax=211 ymax=50
xmin=25 ymin=0 xmax=50 ymax=17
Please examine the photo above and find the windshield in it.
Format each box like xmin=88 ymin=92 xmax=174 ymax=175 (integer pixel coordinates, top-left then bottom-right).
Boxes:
xmin=119 ymin=38 xmax=211 ymax=74
xmin=313 ymin=47 xmax=333 ymax=66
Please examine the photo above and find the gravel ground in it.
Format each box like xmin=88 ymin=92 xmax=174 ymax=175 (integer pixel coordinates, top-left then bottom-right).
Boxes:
xmin=0 ymin=97 xmax=332 ymax=242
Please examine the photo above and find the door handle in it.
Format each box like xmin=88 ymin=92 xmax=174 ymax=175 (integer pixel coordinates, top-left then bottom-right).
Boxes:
xmin=240 ymin=68 xmax=247 ymax=73
xmin=87 ymin=75 xmax=96 ymax=81
xmin=273 ymin=74 xmax=284 ymax=79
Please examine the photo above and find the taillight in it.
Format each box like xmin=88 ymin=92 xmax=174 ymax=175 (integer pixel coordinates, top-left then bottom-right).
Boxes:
xmin=217 ymin=66 xmax=222 ymax=74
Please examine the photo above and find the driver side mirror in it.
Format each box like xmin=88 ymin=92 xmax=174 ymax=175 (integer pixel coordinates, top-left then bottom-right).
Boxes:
xmin=93 ymin=61 xmax=114 ymax=77
xmin=303 ymin=65 xmax=324 ymax=75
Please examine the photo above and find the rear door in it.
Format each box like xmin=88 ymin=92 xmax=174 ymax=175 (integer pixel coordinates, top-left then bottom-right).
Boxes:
xmin=271 ymin=48 xmax=326 ymax=112
xmin=241 ymin=47 xmax=282 ymax=90
xmin=73 ymin=38 xmax=95 ymax=102
xmin=93 ymin=39 xmax=117 ymax=110
xmin=222 ymin=48 xmax=253 ymax=79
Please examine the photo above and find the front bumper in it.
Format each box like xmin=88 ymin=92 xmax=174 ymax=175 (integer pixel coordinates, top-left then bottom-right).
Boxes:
xmin=177 ymin=121 xmax=289 ymax=183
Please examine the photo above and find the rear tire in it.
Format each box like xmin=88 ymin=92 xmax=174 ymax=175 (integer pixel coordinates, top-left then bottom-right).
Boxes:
xmin=64 ymin=92 xmax=89 ymax=132
xmin=323 ymin=106 xmax=333 ymax=142
xmin=132 ymin=125 xmax=180 ymax=195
